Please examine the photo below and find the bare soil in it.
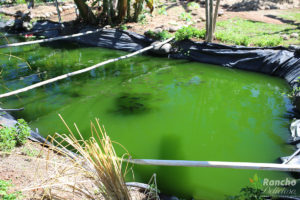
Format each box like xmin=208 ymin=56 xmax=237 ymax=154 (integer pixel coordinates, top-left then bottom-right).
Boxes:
xmin=0 ymin=140 xmax=147 ymax=200
xmin=0 ymin=0 xmax=299 ymax=35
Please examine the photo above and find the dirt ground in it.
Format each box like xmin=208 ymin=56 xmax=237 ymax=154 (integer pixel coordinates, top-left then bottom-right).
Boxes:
xmin=0 ymin=140 xmax=147 ymax=200
xmin=0 ymin=0 xmax=299 ymax=36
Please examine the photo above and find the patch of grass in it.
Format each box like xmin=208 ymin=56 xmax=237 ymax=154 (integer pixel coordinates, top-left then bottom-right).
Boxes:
xmin=175 ymin=26 xmax=206 ymax=41
xmin=145 ymin=30 xmax=172 ymax=41
xmin=278 ymin=10 xmax=300 ymax=23
xmin=21 ymin=147 xmax=40 ymax=157
xmin=0 ymin=180 xmax=23 ymax=200
xmin=215 ymin=18 xmax=299 ymax=47
xmin=0 ymin=119 xmax=31 ymax=152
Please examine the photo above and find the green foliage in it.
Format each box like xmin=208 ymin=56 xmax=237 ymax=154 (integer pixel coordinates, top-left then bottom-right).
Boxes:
xmin=157 ymin=6 xmax=167 ymax=15
xmin=278 ymin=11 xmax=300 ymax=23
xmin=187 ymin=2 xmax=200 ymax=9
xmin=0 ymin=119 xmax=31 ymax=152
xmin=145 ymin=30 xmax=172 ymax=41
xmin=215 ymin=18 xmax=298 ymax=47
xmin=283 ymin=77 xmax=300 ymax=99
xmin=120 ymin=24 xmax=128 ymax=30
xmin=226 ymin=187 xmax=264 ymax=200
xmin=21 ymin=147 xmax=39 ymax=157
xmin=179 ymin=12 xmax=192 ymax=22
xmin=175 ymin=26 xmax=206 ymax=41
xmin=0 ymin=180 xmax=22 ymax=200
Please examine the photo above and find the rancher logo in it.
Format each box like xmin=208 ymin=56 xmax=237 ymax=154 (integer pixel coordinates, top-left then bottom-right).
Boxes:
xmin=249 ymin=174 xmax=298 ymax=197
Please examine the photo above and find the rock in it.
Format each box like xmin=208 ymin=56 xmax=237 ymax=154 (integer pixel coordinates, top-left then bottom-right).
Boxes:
xmin=282 ymin=34 xmax=289 ymax=40
xmin=5 ymin=20 xmax=14 ymax=28
xmin=196 ymin=19 xmax=202 ymax=23
xmin=59 ymin=7 xmax=63 ymax=12
xmin=154 ymin=28 xmax=162 ymax=34
xmin=265 ymin=5 xmax=270 ymax=10
xmin=53 ymin=11 xmax=58 ymax=15
xmin=45 ymin=13 xmax=51 ymax=18
xmin=218 ymin=9 xmax=224 ymax=16
xmin=199 ymin=15 xmax=206 ymax=21
xmin=151 ymin=41 xmax=172 ymax=55
xmin=22 ymin=21 xmax=32 ymax=31
xmin=62 ymin=5 xmax=69 ymax=10
xmin=168 ymin=26 xmax=180 ymax=32
xmin=104 ymin=25 xmax=111 ymax=29
xmin=291 ymin=33 xmax=299 ymax=38
xmin=191 ymin=11 xmax=198 ymax=16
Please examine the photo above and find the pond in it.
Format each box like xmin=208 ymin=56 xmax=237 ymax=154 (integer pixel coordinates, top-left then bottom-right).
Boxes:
xmin=0 ymin=37 xmax=297 ymax=199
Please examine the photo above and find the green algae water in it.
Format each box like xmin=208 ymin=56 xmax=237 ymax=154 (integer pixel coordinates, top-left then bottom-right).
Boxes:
xmin=0 ymin=38 xmax=297 ymax=199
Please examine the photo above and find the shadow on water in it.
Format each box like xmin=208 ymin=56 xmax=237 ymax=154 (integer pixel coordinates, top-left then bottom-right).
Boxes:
xmin=155 ymin=134 xmax=192 ymax=198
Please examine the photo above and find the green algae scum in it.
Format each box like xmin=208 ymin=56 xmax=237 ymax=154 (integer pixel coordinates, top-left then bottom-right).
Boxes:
xmin=0 ymin=39 xmax=298 ymax=199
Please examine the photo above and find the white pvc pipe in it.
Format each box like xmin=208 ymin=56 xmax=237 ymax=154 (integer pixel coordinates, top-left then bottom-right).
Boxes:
xmin=0 ymin=37 xmax=174 ymax=98
xmin=0 ymin=28 xmax=104 ymax=49
xmin=127 ymin=159 xmax=300 ymax=172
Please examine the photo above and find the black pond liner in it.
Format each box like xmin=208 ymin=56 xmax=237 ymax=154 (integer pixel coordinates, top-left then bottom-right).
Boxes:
xmin=1 ymin=22 xmax=300 ymax=197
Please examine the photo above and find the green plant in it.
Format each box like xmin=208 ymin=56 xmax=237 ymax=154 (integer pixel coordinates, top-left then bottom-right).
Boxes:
xmin=45 ymin=116 xmax=131 ymax=200
xmin=0 ymin=119 xmax=31 ymax=151
xmin=179 ymin=12 xmax=192 ymax=22
xmin=283 ymin=77 xmax=300 ymax=99
xmin=157 ymin=6 xmax=167 ymax=15
xmin=21 ymin=147 xmax=39 ymax=157
xmin=226 ymin=187 xmax=264 ymax=200
xmin=145 ymin=30 xmax=172 ymax=41
xmin=187 ymin=2 xmax=200 ymax=9
xmin=175 ymin=26 xmax=206 ymax=41
xmin=120 ymin=24 xmax=128 ymax=30
xmin=0 ymin=180 xmax=22 ymax=200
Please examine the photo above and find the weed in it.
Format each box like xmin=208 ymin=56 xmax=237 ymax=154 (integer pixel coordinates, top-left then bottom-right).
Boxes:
xmin=187 ymin=2 xmax=200 ymax=9
xmin=145 ymin=30 xmax=172 ymax=41
xmin=0 ymin=180 xmax=23 ymax=200
xmin=225 ymin=186 xmax=264 ymax=200
xmin=0 ymin=119 xmax=31 ymax=152
xmin=120 ymin=24 xmax=128 ymax=30
xmin=175 ymin=26 xmax=205 ymax=41
xmin=21 ymin=147 xmax=40 ymax=157
xmin=157 ymin=6 xmax=167 ymax=15
xmin=179 ymin=12 xmax=192 ymax=22
xmin=42 ymin=116 xmax=131 ymax=200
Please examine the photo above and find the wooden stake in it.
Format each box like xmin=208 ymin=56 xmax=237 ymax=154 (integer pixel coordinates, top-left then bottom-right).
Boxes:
xmin=0 ymin=37 xmax=174 ymax=99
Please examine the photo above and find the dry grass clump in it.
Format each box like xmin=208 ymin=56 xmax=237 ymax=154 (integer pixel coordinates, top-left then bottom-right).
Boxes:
xmin=42 ymin=115 xmax=132 ymax=200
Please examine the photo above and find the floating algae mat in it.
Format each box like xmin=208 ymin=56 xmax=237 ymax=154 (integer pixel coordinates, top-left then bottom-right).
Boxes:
xmin=0 ymin=39 xmax=297 ymax=199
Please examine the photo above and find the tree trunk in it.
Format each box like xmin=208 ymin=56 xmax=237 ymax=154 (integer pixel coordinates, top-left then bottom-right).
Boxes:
xmin=212 ymin=0 xmax=220 ymax=34
xmin=205 ymin=0 xmax=209 ymax=41
xmin=117 ymin=0 xmax=128 ymax=21
xmin=74 ymin=0 xmax=97 ymax=24
xmin=207 ymin=0 xmax=213 ymax=42
xmin=127 ymin=0 xmax=131 ymax=21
